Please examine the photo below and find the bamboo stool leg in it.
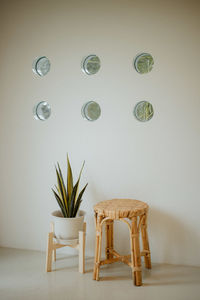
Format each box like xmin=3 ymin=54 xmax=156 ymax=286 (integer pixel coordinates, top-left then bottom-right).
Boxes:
xmin=95 ymin=216 xmax=103 ymax=281
xmin=131 ymin=216 xmax=142 ymax=286
xmin=105 ymin=220 xmax=114 ymax=259
xmin=141 ymin=214 xmax=151 ymax=269
xmin=93 ymin=215 xmax=103 ymax=281
xmin=79 ymin=222 xmax=86 ymax=274
xmin=46 ymin=232 xmax=54 ymax=272
xmin=93 ymin=213 xmax=98 ymax=280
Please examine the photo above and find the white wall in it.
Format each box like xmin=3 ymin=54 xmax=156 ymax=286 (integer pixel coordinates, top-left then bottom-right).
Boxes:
xmin=0 ymin=0 xmax=200 ymax=266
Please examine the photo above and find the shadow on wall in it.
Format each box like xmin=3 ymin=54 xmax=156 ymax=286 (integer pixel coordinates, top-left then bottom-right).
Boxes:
xmin=149 ymin=206 xmax=200 ymax=266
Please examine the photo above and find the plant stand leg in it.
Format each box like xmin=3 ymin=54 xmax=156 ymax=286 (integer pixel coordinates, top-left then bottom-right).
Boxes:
xmin=79 ymin=222 xmax=86 ymax=274
xmin=50 ymin=222 xmax=56 ymax=261
xmin=46 ymin=232 xmax=54 ymax=272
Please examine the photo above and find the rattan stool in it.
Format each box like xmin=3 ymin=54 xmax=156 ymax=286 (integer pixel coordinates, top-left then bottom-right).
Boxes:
xmin=93 ymin=199 xmax=151 ymax=286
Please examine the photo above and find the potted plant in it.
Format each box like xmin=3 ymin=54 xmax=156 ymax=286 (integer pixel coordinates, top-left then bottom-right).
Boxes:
xmin=51 ymin=155 xmax=88 ymax=240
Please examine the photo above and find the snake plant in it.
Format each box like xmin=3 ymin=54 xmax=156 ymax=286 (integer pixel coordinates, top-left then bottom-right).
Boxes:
xmin=52 ymin=155 xmax=88 ymax=218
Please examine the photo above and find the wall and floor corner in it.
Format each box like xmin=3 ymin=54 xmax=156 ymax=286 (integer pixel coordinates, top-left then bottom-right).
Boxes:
xmin=0 ymin=0 xmax=200 ymax=267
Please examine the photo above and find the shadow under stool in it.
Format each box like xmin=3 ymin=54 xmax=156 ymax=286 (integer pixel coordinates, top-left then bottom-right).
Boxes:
xmin=93 ymin=199 xmax=151 ymax=286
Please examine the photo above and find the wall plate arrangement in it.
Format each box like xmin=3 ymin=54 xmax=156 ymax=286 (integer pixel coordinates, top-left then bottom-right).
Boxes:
xmin=81 ymin=101 xmax=101 ymax=121
xmin=81 ymin=55 xmax=101 ymax=75
xmin=32 ymin=56 xmax=51 ymax=76
xmin=31 ymin=53 xmax=156 ymax=123
xmin=134 ymin=101 xmax=154 ymax=122
xmin=33 ymin=101 xmax=51 ymax=121
xmin=134 ymin=53 xmax=154 ymax=74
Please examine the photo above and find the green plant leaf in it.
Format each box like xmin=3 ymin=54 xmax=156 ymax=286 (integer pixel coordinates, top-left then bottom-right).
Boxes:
xmin=52 ymin=189 xmax=67 ymax=217
xmin=55 ymin=185 xmax=61 ymax=196
xmin=53 ymin=155 xmax=87 ymax=218
xmin=72 ymin=183 xmax=88 ymax=217
xmin=54 ymin=165 xmax=62 ymax=199
xmin=69 ymin=180 xmax=79 ymax=217
xmin=67 ymin=154 xmax=73 ymax=205
xmin=73 ymin=200 xmax=82 ymax=218
xmin=56 ymin=167 xmax=64 ymax=199
xmin=55 ymin=166 xmax=68 ymax=217
xmin=74 ymin=161 xmax=85 ymax=204
xmin=57 ymin=163 xmax=68 ymax=216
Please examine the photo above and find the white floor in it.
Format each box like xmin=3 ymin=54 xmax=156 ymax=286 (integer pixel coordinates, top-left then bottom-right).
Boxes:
xmin=0 ymin=247 xmax=200 ymax=300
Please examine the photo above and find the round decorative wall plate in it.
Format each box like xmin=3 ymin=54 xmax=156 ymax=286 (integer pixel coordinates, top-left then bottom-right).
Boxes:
xmin=81 ymin=55 xmax=101 ymax=75
xmin=32 ymin=56 xmax=51 ymax=76
xmin=134 ymin=101 xmax=154 ymax=122
xmin=33 ymin=101 xmax=51 ymax=121
xmin=81 ymin=101 xmax=101 ymax=121
xmin=134 ymin=53 xmax=154 ymax=74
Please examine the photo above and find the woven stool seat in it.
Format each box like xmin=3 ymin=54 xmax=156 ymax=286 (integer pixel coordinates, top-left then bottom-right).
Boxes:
xmin=93 ymin=198 xmax=151 ymax=286
xmin=94 ymin=199 xmax=148 ymax=219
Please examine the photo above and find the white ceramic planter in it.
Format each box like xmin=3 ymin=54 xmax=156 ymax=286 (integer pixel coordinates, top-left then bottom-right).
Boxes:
xmin=51 ymin=210 xmax=85 ymax=240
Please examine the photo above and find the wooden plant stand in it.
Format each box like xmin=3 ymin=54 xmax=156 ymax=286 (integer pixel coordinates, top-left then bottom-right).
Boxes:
xmin=93 ymin=199 xmax=151 ymax=286
xmin=46 ymin=222 xmax=86 ymax=273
